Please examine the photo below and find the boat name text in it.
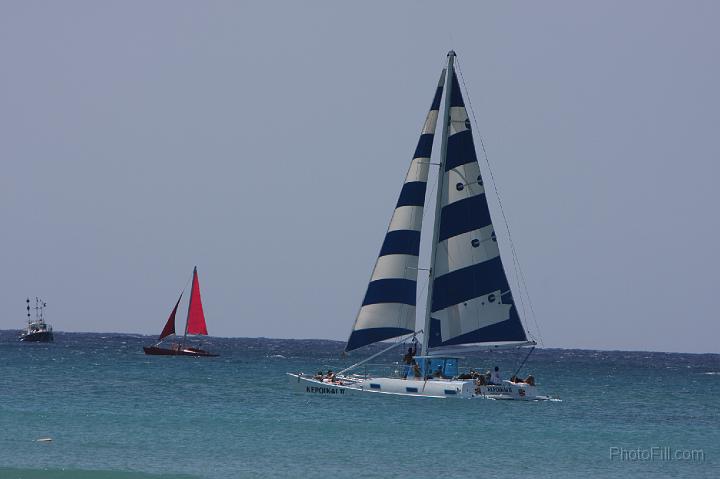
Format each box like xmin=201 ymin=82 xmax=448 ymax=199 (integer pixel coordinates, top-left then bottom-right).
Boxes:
xmin=306 ymin=386 xmax=345 ymax=395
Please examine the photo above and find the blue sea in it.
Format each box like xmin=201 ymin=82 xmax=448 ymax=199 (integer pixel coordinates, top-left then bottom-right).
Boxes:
xmin=0 ymin=331 xmax=718 ymax=478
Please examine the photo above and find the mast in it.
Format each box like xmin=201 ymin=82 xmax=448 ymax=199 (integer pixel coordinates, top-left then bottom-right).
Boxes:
xmin=182 ymin=266 xmax=196 ymax=349
xmin=422 ymin=51 xmax=455 ymax=354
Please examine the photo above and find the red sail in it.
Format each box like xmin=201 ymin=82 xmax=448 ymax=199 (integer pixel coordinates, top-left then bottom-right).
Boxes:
xmin=159 ymin=293 xmax=182 ymax=340
xmin=186 ymin=267 xmax=208 ymax=335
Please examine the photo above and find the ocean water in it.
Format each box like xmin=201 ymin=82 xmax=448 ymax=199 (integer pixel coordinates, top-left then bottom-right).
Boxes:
xmin=0 ymin=331 xmax=718 ymax=478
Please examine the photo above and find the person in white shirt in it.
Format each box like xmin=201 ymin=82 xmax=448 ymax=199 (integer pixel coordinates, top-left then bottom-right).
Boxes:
xmin=491 ymin=366 xmax=502 ymax=384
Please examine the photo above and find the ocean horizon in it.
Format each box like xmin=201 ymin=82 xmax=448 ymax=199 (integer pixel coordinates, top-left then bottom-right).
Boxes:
xmin=4 ymin=330 xmax=716 ymax=356
xmin=1 ymin=331 xmax=718 ymax=478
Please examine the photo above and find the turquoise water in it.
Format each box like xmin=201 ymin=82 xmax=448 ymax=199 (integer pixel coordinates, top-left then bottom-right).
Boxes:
xmin=1 ymin=332 xmax=718 ymax=478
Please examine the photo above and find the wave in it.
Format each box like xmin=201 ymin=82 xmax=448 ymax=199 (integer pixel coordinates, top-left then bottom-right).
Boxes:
xmin=0 ymin=468 xmax=199 ymax=479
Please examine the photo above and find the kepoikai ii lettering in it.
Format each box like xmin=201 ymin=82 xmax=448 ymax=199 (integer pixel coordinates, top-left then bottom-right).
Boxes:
xmin=306 ymin=386 xmax=346 ymax=395
xmin=485 ymin=386 xmax=513 ymax=394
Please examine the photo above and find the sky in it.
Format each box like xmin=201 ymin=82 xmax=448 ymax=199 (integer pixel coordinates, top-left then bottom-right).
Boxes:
xmin=1 ymin=1 xmax=718 ymax=353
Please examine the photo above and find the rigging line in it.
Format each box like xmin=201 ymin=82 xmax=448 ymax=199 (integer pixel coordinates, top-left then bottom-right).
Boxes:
xmin=512 ymin=346 xmax=535 ymax=379
xmin=455 ymin=58 xmax=544 ymax=347
xmin=176 ymin=272 xmax=193 ymax=309
xmin=181 ymin=271 xmax=193 ymax=294
xmin=510 ymin=242 xmax=530 ymax=334
xmin=156 ymin=273 xmax=193 ymax=346
xmin=454 ymin=60 xmax=528 ymax=331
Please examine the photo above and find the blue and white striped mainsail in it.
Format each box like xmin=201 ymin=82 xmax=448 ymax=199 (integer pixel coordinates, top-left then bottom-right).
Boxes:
xmin=345 ymin=70 xmax=446 ymax=352
xmin=426 ymin=53 xmax=530 ymax=353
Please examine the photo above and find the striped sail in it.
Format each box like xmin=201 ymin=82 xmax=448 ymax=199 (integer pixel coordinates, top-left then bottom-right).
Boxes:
xmin=345 ymin=71 xmax=445 ymax=352
xmin=427 ymin=67 xmax=528 ymax=352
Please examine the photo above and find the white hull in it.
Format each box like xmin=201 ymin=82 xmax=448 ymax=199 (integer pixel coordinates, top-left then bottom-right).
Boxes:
xmin=287 ymin=373 xmax=548 ymax=400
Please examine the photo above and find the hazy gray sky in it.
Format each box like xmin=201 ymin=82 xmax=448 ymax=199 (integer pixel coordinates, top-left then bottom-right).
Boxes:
xmin=1 ymin=1 xmax=718 ymax=353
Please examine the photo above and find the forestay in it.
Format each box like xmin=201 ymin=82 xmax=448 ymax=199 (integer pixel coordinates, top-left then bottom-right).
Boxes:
xmin=159 ymin=293 xmax=182 ymax=340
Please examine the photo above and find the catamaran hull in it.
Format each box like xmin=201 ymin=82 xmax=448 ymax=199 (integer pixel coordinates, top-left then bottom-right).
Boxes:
xmin=475 ymin=383 xmax=545 ymax=400
xmin=143 ymin=346 xmax=218 ymax=357
xmin=288 ymin=374 xmax=360 ymax=396
xmin=20 ymin=331 xmax=54 ymax=342
xmin=287 ymin=374 xmax=547 ymax=400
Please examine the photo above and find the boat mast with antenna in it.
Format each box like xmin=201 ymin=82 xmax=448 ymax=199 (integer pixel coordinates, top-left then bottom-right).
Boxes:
xmin=422 ymin=50 xmax=455 ymax=354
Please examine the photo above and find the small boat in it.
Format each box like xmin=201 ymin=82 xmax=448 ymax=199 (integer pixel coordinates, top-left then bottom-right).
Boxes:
xmin=20 ymin=297 xmax=54 ymax=342
xmin=143 ymin=266 xmax=218 ymax=357
xmin=289 ymin=51 xmax=548 ymax=400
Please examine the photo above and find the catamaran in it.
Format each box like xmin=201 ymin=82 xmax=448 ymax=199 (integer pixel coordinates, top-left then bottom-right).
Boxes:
xmin=288 ymin=51 xmax=547 ymax=400
xmin=143 ymin=266 xmax=218 ymax=357
xmin=20 ymin=297 xmax=54 ymax=342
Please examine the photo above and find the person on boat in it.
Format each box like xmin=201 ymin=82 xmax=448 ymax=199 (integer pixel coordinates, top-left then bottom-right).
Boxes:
xmin=313 ymin=371 xmax=324 ymax=380
xmin=491 ymin=366 xmax=503 ymax=384
xmin=411 ymin=360 xmax=422 ymax=378
xmin=525 ymin=375 xmax=535 ymax=386
xmin=323 ymin=370 xmax=336 ymax=383
xmin=401 ymin=344 xmax=417 ymax=379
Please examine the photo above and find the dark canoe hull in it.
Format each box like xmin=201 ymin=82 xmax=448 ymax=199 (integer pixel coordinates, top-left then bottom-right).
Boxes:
xmin=20 ymin=331 xmax=54 ymax=342
xmin=143 ymin=346 xmax=218 ymax=357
